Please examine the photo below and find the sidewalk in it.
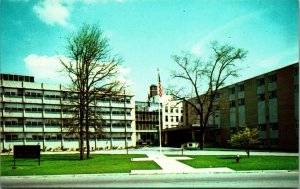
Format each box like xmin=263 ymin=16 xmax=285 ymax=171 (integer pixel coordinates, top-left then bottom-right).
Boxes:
xmin=130 ymin=151 xmax=234 ymax=174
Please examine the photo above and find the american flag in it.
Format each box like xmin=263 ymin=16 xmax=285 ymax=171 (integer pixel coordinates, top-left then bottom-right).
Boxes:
xmin=158 ymin=70 xmax=162 ymax=97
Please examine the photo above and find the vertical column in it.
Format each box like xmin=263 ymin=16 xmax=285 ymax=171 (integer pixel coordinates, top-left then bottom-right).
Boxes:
xmin=123 ymin=91 xmax=128 ymax=154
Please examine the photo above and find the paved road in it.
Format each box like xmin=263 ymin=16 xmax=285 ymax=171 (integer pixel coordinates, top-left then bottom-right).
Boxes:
xmin=1 ymin=171 xmax=298 ymax=188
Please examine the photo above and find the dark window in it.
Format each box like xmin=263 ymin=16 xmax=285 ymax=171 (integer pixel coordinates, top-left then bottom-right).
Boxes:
xmin=257 ymin=93 xmax=265 ymax=101
xmin=25 ymin=76 xmax=30 ymax=82
xmin=259 ymin=124 xmax=266 ymax=131
xmin=229 ymin=87 xmax=235 ymax=94
xmin=268 ymin=74 xmax=277 ymax=83
xmin=3 ymin=74 xmax=8 ymax=80
xmin=238 ymin=84 xmax=244 ymax=92
xmin=257 ymin=78 xmax=265 ymax=86
xmin=268 ymin=90 xmax=277 ymax=99
xmin=270 ymin=123 xmax=278 ymax=130
xmin=238 ymin=98 xmax=245 ymax=106
xmin=165 ymin=116 xmax=168 ymax=122
xmin=5 ymin=134 xmax=18 ymax=141
xmin=271 ymin=138 xmax=279 ymax=145
xmin=294 ymin=67 xmax=298 ymax=76
xmin=229 ymin=100 xmax=236 ymax=108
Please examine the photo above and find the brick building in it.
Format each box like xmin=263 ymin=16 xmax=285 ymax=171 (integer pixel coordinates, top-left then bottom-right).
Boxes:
xmin=164 ymin=63 xmax=299 ymax=151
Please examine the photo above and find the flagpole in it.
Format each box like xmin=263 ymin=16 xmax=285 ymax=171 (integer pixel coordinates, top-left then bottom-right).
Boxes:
xmin=158 ymin=96 xmax=162 ymax=154
xmin=158 ymin=69 xmax=162 ymax=154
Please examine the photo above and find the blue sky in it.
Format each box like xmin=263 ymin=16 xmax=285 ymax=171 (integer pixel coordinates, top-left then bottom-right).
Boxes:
xmin=1 ymin=0 xmax=299 ymax=100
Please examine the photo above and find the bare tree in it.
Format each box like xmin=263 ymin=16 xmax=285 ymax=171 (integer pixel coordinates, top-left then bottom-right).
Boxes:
xmin=60 ymin=23 xmax=125 ymax=160
xmin=168 ymin=41 xmax=247 ymax=150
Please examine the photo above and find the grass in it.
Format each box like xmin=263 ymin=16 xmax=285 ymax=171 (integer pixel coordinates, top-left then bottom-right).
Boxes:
xmin=2 ymin=154 xmax=298 ymax=176
xmin=1 ymin=154 xmax=160 ymax=176
xmin=175 ymin=155 xmax=299 ymax=171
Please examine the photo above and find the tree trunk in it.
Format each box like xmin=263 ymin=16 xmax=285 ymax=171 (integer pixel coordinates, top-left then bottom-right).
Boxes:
xmin=246 ymin=148 xmax=250 ymax=158
xmin=199 ymin=129 xmax=205 ymax=150
xmin=79 ymin=96 xmax=85 ymax=160
xmin=79 ymin=125 xmax=84 ymax=160
xmin=86 ymin=107 xmax=90 ymax=159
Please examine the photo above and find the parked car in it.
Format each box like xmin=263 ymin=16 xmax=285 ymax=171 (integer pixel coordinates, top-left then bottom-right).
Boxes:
xmin=181 ymin=142 xmax=200 ymax=150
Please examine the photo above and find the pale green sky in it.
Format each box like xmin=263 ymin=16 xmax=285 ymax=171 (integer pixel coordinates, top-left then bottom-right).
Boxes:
xmin=1 ymin=0 xmax=298 ymax=100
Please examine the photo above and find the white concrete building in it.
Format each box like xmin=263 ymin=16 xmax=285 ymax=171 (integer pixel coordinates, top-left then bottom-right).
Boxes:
xmin=149 ymin=92 xmax=184 ymax=129
xmin=0 ymin=74 xmax=136 ymax=151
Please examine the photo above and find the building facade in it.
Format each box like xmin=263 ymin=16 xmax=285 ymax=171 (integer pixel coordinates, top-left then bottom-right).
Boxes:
xmin=135 ymin=101 xmax=160 ymax=146
xmin=1 ymin=62 xmax=298 ymax=152
xmin=0 ymin=74 xmax=136 ymax=151
xmin=182 ymin=63 xmax=299 ymax=151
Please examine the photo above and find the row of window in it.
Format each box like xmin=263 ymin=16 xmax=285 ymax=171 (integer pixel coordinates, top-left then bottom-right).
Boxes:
xmin=165 ymin=116 xmax=183 ymax=122
xmin=229 ymin=74 xmax=278 ymax=94
xmin=2 ymin=120 xmax=131 ymax=127
xmin=4 ymin=134 xmax=131 ymax=141
xmin=1 ymin=107 xmax=131 ymax=115
xmin=164 ymin=107 xmax=183 ymax=113
xmin=259 ymin=123 xmax=279 ymax=131
xmin=229 ymin=98 xmax=245 ymax=108
xmin=229 ymin=90 xmax=277 ymax=107
xmin=136 ymin=125 xmax=157 ymax=130
xmin=1 ymin=74 xmax=34 ymax=82
xmin=2 ymin=90 xmax=131 ymax=103
xmin=259 ymin=138 xmax=279 ymax=145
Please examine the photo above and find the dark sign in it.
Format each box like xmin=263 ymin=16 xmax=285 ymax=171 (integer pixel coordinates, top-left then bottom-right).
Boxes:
xmin=14 ymin=145 xmax=41 ymax=166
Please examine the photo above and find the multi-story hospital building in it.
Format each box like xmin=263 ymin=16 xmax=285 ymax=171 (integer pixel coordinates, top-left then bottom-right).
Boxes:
xmin=1 ymin=62 xmax=298 ymax=152
xmin=0 ymin=74 xmax=135 ymax=151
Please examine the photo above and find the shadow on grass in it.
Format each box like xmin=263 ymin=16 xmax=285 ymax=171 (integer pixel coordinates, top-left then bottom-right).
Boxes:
xmin=11 ymin=164 xmax=36 ymax=167
xmin=218 ymin=156 xmax=235 ymax=160
xmin=40 ymin=154 xmax=86 ymax=161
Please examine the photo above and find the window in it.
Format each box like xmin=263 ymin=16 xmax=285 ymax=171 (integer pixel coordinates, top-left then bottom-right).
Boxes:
xmin=259 ymin=138 xmax=267 ymax=145
xmin=165 ymin=107 xmax=168 ymax=112
xmin=294 ymin=85 xmax=298 ymax=93
xmin=25 ymin=107 xmax=43 ymax=113
xmin=229 ymin=87 xmax=235 ymax=94
xmin=238 ymin=98 xmax=245 ymax=106
xmin=268 ymin=74 xmax=277 ymax=83
xmin=25 ymin=91 xmax=43 ymax=98
xmin=165 ymin=116 xmax=168 ymax=122
xmin=5 ymin=106 xmax=23 ymax=112
xmin=171 ymin=116 xmax=174 ymax=122
xmin=270 ymin=138 xmax=279 ymax=145
xmin=257 ymin=78 xmax=265 ymax=86
xmin=26 ymin=121 xmax=43 ymax=127
xmin=268 ymin=90 xmax=277 ymax=99
xmin=176 ymin=116 xmax=179 ymax=122
xmin=31 ymin=135 xmax=44 ymax=141
xmin=270 ymin=123 xmax=278 ymax=130
xmin=5 ymin=134 xmax=18 ymax=141
xmin=294 ymin=67 xmax=298 ymax=76
xmin=229 ymin=100 xmax=236 ymax=108
xmin=257 ymin=93 xmax=265 ymax=101
xmin=238 ymin=84 xmax=244 ymax=92
xmin=259 ymin=124 xmax=266 ymax=131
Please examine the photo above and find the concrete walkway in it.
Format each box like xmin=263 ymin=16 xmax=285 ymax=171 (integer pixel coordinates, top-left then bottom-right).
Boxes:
xmin=130 ymin=152 xmax=234 ymax=174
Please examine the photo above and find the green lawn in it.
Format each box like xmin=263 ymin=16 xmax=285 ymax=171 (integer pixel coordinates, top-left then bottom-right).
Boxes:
xmin=1 ymin=154 xmax=160 ymax=176
xmin=176 ymin=155 xmax=299 ymax=171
